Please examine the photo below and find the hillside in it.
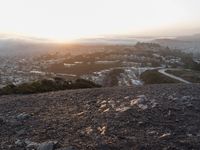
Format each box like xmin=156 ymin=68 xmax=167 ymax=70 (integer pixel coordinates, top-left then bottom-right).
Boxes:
xmin=154 ymin=35 xmax=200 ymax=54
xmin=0 ymin=84 xmax=200 ymax=150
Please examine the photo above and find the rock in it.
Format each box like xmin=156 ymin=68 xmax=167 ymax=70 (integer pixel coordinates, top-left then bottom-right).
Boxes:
xmin=37 ymin=141 xmax=58 ymax=150
xmin=97 ymin=126 xmax=106 ymax=135
xmin=150 ymin=99 xmax=158 ymax=108
xmin=25 ymin=139 xmax=39 ymax=150
xmin=116 ymin=106 xmax=131 ymax=112
xmin=25 ymin=139 xmax=33 ymax=145
xmin=159 ymin=133 xmax=171 ymax=139
xmin=138 ymin=121 xmax=145 ymax=126
xmin=138 ymin=95 xmax=147 ymax=100
xmin=168 ymin=95 xmax=177 ymax=101
xmin=187 ymin=133 xmax=193 ymax=137
xmin=130 ymin=95 xmax=148 ymax=110
xmin=8 ymin=145 xmax=13 ymax=149
xmin=0 ymin=116 xmax=5 ymax=125
xmin=99 ymin=104 xmax=107 ymax=109
xmin=26 ymin=142 xmax=39 ymax=150
xmin=103 ymin=108 xmax=110 ymax=113
xmin=16 ymin=113 xmax=30 ymax=121
xmin=102 ymin=100 xmax=107 ymax=103
xmin=182 ymin=96 xmax=191 ymax=101
xmin=15 ymin=139 xmax=24 ymax=147
xmin=130 ymin=95 xmax=147 ymax=105
xmin=125 ymin=136 xmax=137 ymax=141
xmin=167 ymin=110 xmax=171 ymax=116
xmin=186 ymin=103 xmax=193 ymax=108
xmin=124 ymin=96 xmax=130 ymax=100
xmin=16 ymin=129 xmax=26 ymax=136
xmin=138 ymin=104 xmax=148 ymax=110
xmin=96 ymin=144 xmax=110 ymax=150
xmin=168 ymin=95 xmax=173 ymax=100
xmin=57 ymin=146 xmax=78 ymax=150
xmin=148 ymin=131 xmax=157 ymax=135
xmin=9 ymin=119 xmax=23 ymax=127
xmin=85 ymin=126 xmax=93 ymax=134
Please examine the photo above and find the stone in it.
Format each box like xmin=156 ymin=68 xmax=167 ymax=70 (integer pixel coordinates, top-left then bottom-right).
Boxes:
xmin=0 ymin=116 xmax=5 ymax=125
xmin=138 ymin=104 xmax=148 ymax=110
xmin=150 ymin=99 xmax=158 ymax=108
xmin=96 ymin=144 xmax=110 ymax=150
xmin=182 ymin=96 xmax=191 ymax=101
xmin=25 ymin=139 xmax=39 ymax=149
xmin=148 ymin=131 xmax=157 ymax=135
xmin=103 ymin=108 xmax=110 ymax=113
xmin=16 ymin=129 xmax=26 ymax=136
xmin=124 ymin=96 xmax=130 ymax=100
xmin=57 ymin=146 xmax=78 ymax=150
xmin=168 ymin=95 xmax=173 ymax=100
xmin=16 ymin=113 xmax=30 ymax=121
xmin=97 ymin=126 xmax=106 ymax=135
xmin=9 ymin=119 xmax=22 ymax=126
xmin=186 ymin=103 xmax=193 ymax=108
xmin=130 ymin=95 xmax=147 ymax=106
xmin=116 ymin=106 xmax=131 ymax=112
xmin=159 ymin=133 xmax=171 ymax=139
xmin=137 ymin=95 xmax=147 ymax=100
xmin=15 ymin=139 xmax=24 ymax=146
xmin=187 ymin=134 xmax=193 ymax=137
xmin=37 ymin=141 xmax=58 ymax=150
xmin=138 ymin=121 xmax=145 ymax=126
xmin=26 ymin=142 xmax=39 ymax=150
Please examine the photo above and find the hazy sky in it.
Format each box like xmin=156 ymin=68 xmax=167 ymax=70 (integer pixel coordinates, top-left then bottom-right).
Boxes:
xmin=0 ymin=0 xmax=200 ymax=41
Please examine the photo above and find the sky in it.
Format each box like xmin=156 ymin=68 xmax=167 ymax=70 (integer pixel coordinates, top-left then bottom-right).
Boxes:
xmin=0 ymin=0 xmax=200 ymax=41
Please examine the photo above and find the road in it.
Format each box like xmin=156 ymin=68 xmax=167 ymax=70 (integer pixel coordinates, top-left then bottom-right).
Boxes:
xmin=158 ymin=69 xmax=191 ymax=84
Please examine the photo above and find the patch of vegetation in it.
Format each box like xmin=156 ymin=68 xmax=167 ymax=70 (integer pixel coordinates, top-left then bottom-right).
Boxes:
xmin=104 ymin=69 xmax=124 ymax=86
xmin=140 ymin=70 xmax=179 ymax=84
xmin=166 ymin=69 xmax=200 ymax=83
xmin=49 ymin=62 xmax=121 ymax=76
xmin=0 ymin=78 xmax=101 ymax=95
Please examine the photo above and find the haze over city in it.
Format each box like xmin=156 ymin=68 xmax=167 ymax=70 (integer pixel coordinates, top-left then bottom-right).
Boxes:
xmin=0 ymin=0 xmax=200 ymax=41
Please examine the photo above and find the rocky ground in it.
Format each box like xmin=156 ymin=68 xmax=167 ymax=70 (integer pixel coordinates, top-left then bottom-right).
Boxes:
xmin=0 ymin=84 xmax=200 ymax=150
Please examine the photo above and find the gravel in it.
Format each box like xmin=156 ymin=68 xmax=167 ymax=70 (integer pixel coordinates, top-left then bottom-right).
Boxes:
xmin=0 ymin=83 xmax=200 ymax=150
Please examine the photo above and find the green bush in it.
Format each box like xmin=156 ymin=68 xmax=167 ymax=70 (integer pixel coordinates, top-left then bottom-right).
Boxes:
xmin=71 ymin=79 xmax=101 ymax=89
xmin=1 ymin=84 xmax=16 ymax=94
xmin=140 ymin=70 xmax=179 ymax=84
xmin=0 ymin=78 xmax=101 ymax=95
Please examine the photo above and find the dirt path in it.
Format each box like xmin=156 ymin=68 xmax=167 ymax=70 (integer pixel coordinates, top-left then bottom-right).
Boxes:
xmin=158 ymin=68 xmax=191 ymax=84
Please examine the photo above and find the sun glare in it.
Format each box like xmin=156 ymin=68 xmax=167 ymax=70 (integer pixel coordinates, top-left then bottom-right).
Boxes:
xmin=0 ymin=0 xmax=200 ymax=41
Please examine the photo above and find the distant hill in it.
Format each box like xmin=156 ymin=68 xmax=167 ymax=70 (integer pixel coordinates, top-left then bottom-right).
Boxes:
xmin=0 ymin=34 xmax=63 ymax=57
xmin=154 ymin=34 xmax=200 ymax=54
xmin=75 ymin=37 xmax=138 ymax=45
xmin=177 ymin=34 xmax=200 ymax=42
xmin=74 ymin=36 xmax=156 ymax=45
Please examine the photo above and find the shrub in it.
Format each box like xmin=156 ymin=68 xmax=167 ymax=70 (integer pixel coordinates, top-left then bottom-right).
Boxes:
xmin=0 ymin=78 xmax=101 ymax=95
xmin=72 ymin=79 xmax=101 ymax=89
xmin=1 ymin=84 xmax=16 ymax=94
xmin=140 ymin=70 xmax=179 ymax=84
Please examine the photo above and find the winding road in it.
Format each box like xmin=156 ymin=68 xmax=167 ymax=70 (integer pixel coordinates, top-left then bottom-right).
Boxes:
xmin=158 ymin=69 xmax=191 ymax=84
